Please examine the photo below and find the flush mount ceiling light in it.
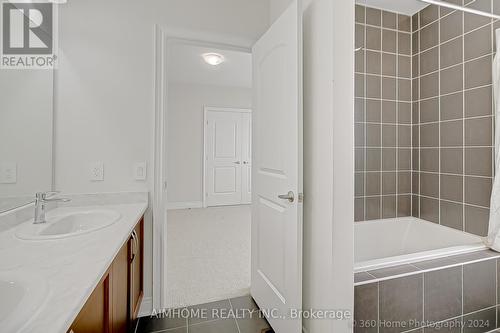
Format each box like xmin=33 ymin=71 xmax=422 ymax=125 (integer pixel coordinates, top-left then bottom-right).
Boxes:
xmin=202 ymin=53 xmax=225 ymax=66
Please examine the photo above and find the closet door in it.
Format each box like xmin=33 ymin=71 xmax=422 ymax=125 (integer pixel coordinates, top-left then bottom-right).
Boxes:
xmin=205 ymin=110 xmax=243 ymax=206
xmin=241 ymin=112 xmax=252 ymax=204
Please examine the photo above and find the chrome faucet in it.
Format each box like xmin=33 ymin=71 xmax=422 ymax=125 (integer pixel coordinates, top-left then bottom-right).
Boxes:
xmin=34 ymin=191 xmax=71 ymax=224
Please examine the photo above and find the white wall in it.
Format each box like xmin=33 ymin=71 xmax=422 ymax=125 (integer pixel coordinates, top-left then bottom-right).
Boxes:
xmin=55 ymin=0 xmax=269 ymax=308
xmin=166 ymin=82 xmax=252 ymax=206
xmin=302 ymin=0 xmax=354 ymax=332
xmin=269 ymin=0 xmax=293 ymax=24
xmin=0 ymin=70 xmax=53 ymax=200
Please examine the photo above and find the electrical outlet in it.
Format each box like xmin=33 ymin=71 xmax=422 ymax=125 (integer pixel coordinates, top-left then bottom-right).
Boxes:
xmin=0 ymin=162 xmax=17 ymax=184
xmin=134 ymin=162 xmax=147 ymax=181
xmin=89 ymin=162 xmax=104 ymax=181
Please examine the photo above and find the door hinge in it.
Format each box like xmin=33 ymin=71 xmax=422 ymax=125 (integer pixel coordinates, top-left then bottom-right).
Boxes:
xmin=298 ymin=192 xmax=304 ymax=203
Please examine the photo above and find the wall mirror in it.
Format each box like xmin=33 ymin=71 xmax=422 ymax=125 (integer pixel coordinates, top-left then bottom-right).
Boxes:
xmin=0 ymin=70 xmax=53 ymax=212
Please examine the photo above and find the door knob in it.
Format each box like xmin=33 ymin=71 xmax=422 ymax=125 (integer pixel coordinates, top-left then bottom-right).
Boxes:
xmin=243 ymin=161 xmax=249 ymax=165
xmin=234 ymin=161 xmax=241 ymax=164
xmin=278 ymin=191 xmax=294 ymax=203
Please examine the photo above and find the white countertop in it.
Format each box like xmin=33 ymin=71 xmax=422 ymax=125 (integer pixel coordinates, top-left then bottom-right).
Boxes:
xmin=0 ymin=196 xmax=148 ymax=333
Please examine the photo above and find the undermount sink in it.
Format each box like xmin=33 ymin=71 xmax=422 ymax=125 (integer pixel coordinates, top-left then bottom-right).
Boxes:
xmin=15 ymin=209 xmax=121 ymax=240
xmin=0 ymin=273 xmax=48 ymax=331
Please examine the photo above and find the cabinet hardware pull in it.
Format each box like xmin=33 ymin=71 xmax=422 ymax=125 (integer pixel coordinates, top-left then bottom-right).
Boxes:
xmin=130 ymin=232 xmax=136 ymax=262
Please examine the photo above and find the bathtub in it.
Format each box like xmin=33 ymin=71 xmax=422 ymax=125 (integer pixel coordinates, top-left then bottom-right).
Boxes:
xmin=354 ymin=216 xmax=486 ymax=272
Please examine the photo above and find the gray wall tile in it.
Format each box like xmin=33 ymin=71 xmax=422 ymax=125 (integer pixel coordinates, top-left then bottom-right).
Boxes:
xmin=421 ymin=123 xmax=439 ymax=147
xmin=382 ymin=53 xmax=396 ymax=76
xmin=465 ymin=176 xmax=492 ymax=207
xmin=366 ymin=26 xmax=382 ymax=50
xmin=366 ymin=99 xmax=381 ymax=122
xmin=441 ymin=174 xmax=463 ymax=202
xmin=440 ymin=92 xmax=463 ymax=121
xmin=440 ymin=120 xmax=463 ymax=147
xmin=355 ymin=5 xmax=365 ymax=23
xmin=420 ymin=72 xmax=439 ymax=99
xmin=382 ymin=172 xmax=396 ymax=195
xmin=366 ymin=7 xmax=381 ymax=26
xmin=382 ymin=125 xmax=396 ymax=147
xmin=465 ymin=86 xmax=492 ymax=118
xmin=355 ymin=198 xmax=365 ymax=222
xmin=464 ymin=0 xmax=491 ymax=33
xmin=440 ymin=11 xmax=463 ymax=43
xmin=382 ymin=148 xmax=396 ymax=171
xmin=465 ymin=117 xmax=492 ymax=146
xmin=355 ymin=284 xmax=378 ymax=333
xmin=440 ymin=37 xmax=463 ymax=68
xmin=462 ymin=307 xmax=496 ymax=333
xmin=465 ymin=205 xmax=489 ymax=236
xmin=382 ymin=101 xmax=397 ymax=123
xmin=465 ymin=55 xmax=492 ymax=89
xmin=464 ymin=25 xmax=492 ymax=61
xmin=421 ymin=172 xmax=439 ymax=197
xmin=420 ymin=98 xmax=439 ymax=123
xmin=421 ymin=148 xmax=439 ymax=172
xmin=463 ymin=260 xmax=496 ymax=313
xmin=424 ymin=266 xmax=462 ymax=322
xmin=379 ymin=274 xmax=423 ymax=333
xmin=366 ymin=197 xmax=381 ymax=220
xmin=421 ymin=197 xmax=439 ymax=223
xmin=440 ymin=200 xmax=464 ymax=230
xmin=441 ymin=148 xmax=463 ymax=174
xmin=420 ymin=22 xmax=439 ymax=51
xmin=382 ymin=195 xmax=397 ymax=218
xmin=420 ymin=46 xmax=439 ymax=75
xmin=398 ymin=195 xmax=411 ymax=216
xmin=440 ymin=64 xmax=463 ymax=95
xmin=465 ymin=147 xmax=492 ymax=177
xmin=382 ymin=11 xmax=396 ymax=29
xmin=398 ymin=14 xmax=411 ymax=32
xmin=420 ymin=4 xmax=438 ymax=27
xmin=382 ymin=29 xmax=397 ymax=53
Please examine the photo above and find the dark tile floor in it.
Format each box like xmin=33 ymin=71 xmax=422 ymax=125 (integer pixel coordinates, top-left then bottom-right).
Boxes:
xmin=135 ymin=295 xmax=274 ymax=333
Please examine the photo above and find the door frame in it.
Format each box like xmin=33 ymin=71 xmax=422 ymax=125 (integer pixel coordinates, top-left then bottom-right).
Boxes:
xmin=202 ymin=106 xmax=252 ymax=208
xmin=153 ymin=26 xmax=251 ymax=310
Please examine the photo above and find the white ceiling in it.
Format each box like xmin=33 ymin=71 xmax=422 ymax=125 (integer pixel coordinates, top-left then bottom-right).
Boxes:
xmin=356 ymin=0 xmax=428 ymax=16
xmin=167 ymin=42 xmax=252 ymax=89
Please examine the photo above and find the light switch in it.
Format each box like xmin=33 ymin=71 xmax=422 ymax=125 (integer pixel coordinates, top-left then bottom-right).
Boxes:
xmin=89 ymin=162 xmax=104 ymax=181
xmin=0 ymin=162 xmax=17 ymax=184
xmin=134 ymin=162 xmax=147 ymax=181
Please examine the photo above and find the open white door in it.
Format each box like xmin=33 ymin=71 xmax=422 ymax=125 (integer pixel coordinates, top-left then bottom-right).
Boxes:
xmin=251 ymin=1 xmax=303 ymax=333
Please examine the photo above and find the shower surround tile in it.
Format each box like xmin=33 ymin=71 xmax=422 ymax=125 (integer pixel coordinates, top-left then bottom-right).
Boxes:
xmin=354 ymin=4 xmax=494 ymax=235
xmin=354 ymin=254 xmax=500 ymax=333
xmin=354 ymin=5 xmax=412 ymax=221
xmin=410 ymin=6 xmax=494 ymax=236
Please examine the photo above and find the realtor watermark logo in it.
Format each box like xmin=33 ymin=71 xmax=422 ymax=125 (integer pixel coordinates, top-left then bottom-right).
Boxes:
xmin=1 ymin=1 xmax=58 ymax=69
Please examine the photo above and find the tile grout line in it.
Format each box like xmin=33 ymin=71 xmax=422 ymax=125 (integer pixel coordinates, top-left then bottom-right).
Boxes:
xmin=438 ymin=5 xmax=442 ymax=228
xmin=461 ymin=264 xmax=464 ymax=333
xmin=228 ymin=298 xmax=241 ymax=333
xmin=462 ymin=0 xmax=466 ymax=233
xmin=364 ymin=5 xmax=368 ymax=221
xmin=380 ymin=7 xmax=384 ymax=218
xmin=355 ymin=254 xmax=500 ymax=286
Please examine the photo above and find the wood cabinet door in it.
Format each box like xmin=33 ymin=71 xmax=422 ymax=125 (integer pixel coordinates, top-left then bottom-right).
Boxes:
xmin=111 ymin=240 xmax=129 ymax=333
xmin=130 ymin=218 xmax=144 ymax=320
xmin=69 ymin=273 xmax=110 ymax=333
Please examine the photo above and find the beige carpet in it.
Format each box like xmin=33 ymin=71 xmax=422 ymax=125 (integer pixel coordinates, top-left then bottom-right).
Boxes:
xmin=166 ymin=205 xmax=251 ymax=309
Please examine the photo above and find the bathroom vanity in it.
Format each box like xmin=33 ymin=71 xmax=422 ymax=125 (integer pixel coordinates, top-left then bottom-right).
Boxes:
xmin=68 ymin=217 xmax=143 ymax=333
xmin=0 ymin=193 xmax=148 ymax=333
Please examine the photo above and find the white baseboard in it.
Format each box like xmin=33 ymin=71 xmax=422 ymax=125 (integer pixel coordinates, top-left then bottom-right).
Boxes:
xmin=138 ymin=297 xmax=153 ymax=317
xmin=167 ymin=201 xmax=203 ymax=210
